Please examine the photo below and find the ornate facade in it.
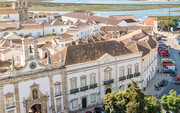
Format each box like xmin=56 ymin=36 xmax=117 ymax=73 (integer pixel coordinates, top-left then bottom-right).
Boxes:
xmin=0 ymin=30 xmax=158 ymax=113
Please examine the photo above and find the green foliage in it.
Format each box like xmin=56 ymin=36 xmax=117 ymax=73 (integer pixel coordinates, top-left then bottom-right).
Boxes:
xmin=145 ymin=96 xmax=161 ymax=113
xmin=58 ymin=18 xmax=65 ymax=23
xmin=103 ymin=80 xmax=160 ymax=113
xmin=125 ymin=81 xmax=147 ymax=113
xmin=104 ymin=92 xmax=127 ymax=113
xmin=171 ymin=16 xmax=180 ymax=29
xmin=45 ymin=33 xmax=56 ymax=37
xmin=160 ymin=90 xmax=180 ymax=113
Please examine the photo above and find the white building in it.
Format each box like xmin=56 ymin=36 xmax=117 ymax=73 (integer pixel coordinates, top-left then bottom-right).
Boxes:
xmin=0 ymin=19 xmax=70 ymax=38
xmin=0 ymin=30 xmax=157 ymax=113
xmin=62 ymin=11 xmax=140 ymax=26
xmin=42 ymin=19 xmax=70 ymax=36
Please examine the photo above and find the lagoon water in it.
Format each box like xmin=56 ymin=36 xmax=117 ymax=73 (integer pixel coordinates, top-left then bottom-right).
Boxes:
xmin=47 ymin=0 xmax=180 ymax=4
xmin=31 ymin=7 xmax=180 ymax=20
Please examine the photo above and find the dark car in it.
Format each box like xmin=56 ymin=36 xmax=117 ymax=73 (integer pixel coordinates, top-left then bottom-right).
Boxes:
xmin=86 ymin=111 xmax=93 ymax=113
xmin=178 ymin=50 xmax=180 ymax=54
xmin=93 ymin=107 xmax=105 ymax=113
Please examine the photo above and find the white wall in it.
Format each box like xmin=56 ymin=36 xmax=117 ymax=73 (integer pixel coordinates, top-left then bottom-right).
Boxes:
xmin=66 ymin=53 xmax=143 ymax=111
xmin=44 ymin=25 xmax=70 ymax=36
xmin=18 ymin=77 xmax=50 ymax=113
xmin=1 ymin=49 xmax=23 ymax=61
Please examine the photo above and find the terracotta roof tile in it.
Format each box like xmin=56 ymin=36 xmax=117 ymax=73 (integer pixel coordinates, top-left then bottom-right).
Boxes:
xmin=109 ymin=15 xmax=137 ymax=20
xmin=62 ymin=12 xmax=122 ymax=26
xmin=49 ymin=40 xmax=132 ymax=66
xmin=142 ymin=17 xmax=157 ymax=26
xmin=51 ymin=19 xmax=64 ymax=26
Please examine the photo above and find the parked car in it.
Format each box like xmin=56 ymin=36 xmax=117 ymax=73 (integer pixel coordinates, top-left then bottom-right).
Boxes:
xmin=178 ymin=50 xmax=180 ymax=54
xmin=175 ymin=74 xmax=180 ymax=85
xmin=93 ymin=107 xmax=105 ymax=113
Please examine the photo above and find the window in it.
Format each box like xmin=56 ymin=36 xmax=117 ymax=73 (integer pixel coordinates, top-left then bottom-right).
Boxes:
xmin=81 ymin=76 xmax=86 ymax=87
xmin=105 ymin=71 xmax=111 ymax=81
xmin=90 ymin=74 xmax=96 ymax=85
xmin=6 ymin=97 xmax=13 ymax=107
xmin=56 ymin=98 xmax=61 ymax=112
xmin=127 ymin=66 xmax=132 ymax=75
xmin=119 ymin=67 xmax=125 ymax=77
xmin=70 ymin=78 xmax=77 ymax=90
xmin=52 ymin=29 xmax=55 ymax=32
xmin=7 ymin=110 xmax=14 ymax=113
xmin=56 ymin=98 xmax=61 ymax=106
xmin=72 ymin=99 xmax=78 ymax=109
xmin=55 ymin=83 xmax=61 ymax=96
xmin=61 ymin=28 xmax=63 ymax=32
xmin=135 ymin=64 xmax=139 ymax=73
xmin=91 ymin=94 xmax=96 ymax=103
xmin=37 ymin=32 xmax=40 ymax=37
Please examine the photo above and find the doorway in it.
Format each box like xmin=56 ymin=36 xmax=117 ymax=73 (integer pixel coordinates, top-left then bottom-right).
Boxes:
xmin=29 ymin=104 xmax=42 ymax=113
xmin=82 ymin=97 xmax=87 ymax=108
xmin=105 ymin=88 xmax=111 ymax=95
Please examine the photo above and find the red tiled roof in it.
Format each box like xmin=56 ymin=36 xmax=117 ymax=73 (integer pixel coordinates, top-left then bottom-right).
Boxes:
xmin=142 ymin=17 xmax=157 ymax=26
xmin=62 ymin=12 xmax=122 ymax=26
xmin=109 ymin=15 xmax=137 ymax=20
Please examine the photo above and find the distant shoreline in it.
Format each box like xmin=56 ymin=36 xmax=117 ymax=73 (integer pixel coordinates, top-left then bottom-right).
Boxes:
xmin=28 ymin=3 xmax=180 ymax=11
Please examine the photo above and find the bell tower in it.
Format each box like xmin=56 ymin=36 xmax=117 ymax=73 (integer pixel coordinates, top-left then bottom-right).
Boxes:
xmin=14 ymin=0 xmax=28 ymax=22
xmin=22 ymin=37 xmax=39 ymax=63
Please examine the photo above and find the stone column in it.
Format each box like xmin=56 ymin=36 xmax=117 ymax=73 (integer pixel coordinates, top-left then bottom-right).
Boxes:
xmin=115 ymin=58 xmax=118 ymax=92
xmin=14 ymin=83 xmax=21 ymax=113
xmin=98 ymin=64 xmax=101 ymax=103
xmin=61 ymin=69 xmax=68 ymax=113
xmin=0 ymin=85 xmax=5 ymax=113
xmin=48 ymin=75 xmax=55 ymax=113
xmin=21 ymin=38 xmax=29 ymax=61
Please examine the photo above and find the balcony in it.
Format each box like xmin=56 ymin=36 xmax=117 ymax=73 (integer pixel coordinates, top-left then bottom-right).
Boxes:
xmin=134 ymin=72 xmax=140 ymax=77
xmin=70 ymin=88 xmax=79 ymax=94
xmin=119 ymin=76 xmax=126 ymax=81
xmin=90 ymin=83 xmax=97 ymax=89
xmin=80 ymin=86 xmax=88 ymax=91
xmin=103 ymin=79 xmax=114 ymax=85
xmin=127 ymin=74 xmax=134 ymax=79
xmin=55 ymin=92 xmax=62 ymax=97
xmin=6 ymin=102 xmax=15 ymax=109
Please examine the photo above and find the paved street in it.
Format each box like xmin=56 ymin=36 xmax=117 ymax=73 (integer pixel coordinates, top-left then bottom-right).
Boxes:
xmin=155 ymin=32 xmax=180 ymax=98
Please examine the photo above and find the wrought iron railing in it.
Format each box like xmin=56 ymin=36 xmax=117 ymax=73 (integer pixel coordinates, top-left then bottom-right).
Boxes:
xmin=70 ymin=88 xmax=79 ymax=94
xmin=80 ymin=86 xmax=88 ymax=91
xmin=103 ymin=79 xmax=114 ymax=85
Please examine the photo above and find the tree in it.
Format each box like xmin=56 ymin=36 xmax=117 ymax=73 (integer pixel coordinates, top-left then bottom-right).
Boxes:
xmin=103 ymin=91 xmax=127 ymax=113
xmin=145 ymin=96 xmax=161 ymax=113
xmin=160 ymin=90 xmax=180 ymax=113
xmin=103 ymin=81 xmax=160 ymax=113
xmin=171 ymin=17 xmax=180 ymax=30
xmin=125 ymin=81 xmax=147 ymax=113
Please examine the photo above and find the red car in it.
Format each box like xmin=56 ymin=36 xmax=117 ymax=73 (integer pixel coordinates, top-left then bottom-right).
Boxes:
xmin=175 ymin=74 xmax=180 ymax=85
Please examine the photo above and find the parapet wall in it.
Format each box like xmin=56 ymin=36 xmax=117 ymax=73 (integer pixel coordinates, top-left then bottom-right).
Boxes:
xmin=101 ymin=26 xmax=153 ymax=32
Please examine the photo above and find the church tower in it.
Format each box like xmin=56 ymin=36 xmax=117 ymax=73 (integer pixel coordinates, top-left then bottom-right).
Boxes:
xmin=12 ymin=0 xmax=28 ymax=22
